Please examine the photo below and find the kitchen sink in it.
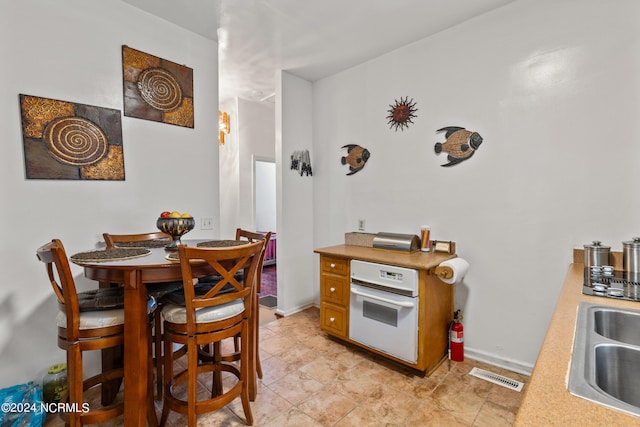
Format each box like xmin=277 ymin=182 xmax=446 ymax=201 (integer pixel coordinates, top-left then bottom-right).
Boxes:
xmin=594 ymin=309 xmax=640 ymax=346
xmin=569 ymin=303 xmax=640 ymax=417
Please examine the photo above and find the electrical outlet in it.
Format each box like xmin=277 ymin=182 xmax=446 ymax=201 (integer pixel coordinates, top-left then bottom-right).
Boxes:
xmin=358 ymin=219 xmax=365 ymax=231
xmin=201 ymin=217 xmax=213 ymax=230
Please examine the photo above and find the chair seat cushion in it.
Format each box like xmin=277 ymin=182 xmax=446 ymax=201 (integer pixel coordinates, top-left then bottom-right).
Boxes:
xmin=159 ymin=282 xmax=236 ymax=306
xmin=57 ymin=297 xmax=157 ymax=330
xmin=147 ymin=281 xmax=184 ymax=299
xmin=161 ymin=299 xmax=244 ymax=324
xmin=77 ymin=287 xmax=124 ymax=311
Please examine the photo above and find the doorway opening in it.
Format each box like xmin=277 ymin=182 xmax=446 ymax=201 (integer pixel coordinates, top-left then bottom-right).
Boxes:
xmin=255 ymin=158 xmax=277 ymax=307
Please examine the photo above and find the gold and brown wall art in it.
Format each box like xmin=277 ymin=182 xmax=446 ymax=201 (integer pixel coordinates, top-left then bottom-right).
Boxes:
xmin=122 ymin=46 xmax=194 ymax=128
xmin=20 ymin=94 xmax=125 ymax=180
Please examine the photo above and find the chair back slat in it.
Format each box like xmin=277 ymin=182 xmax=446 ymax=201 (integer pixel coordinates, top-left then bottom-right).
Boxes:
xmin=103 ymin=231 xmax=171 ymax=248
xmin=235 ymin=229 xmax=272 ymax=292
xmin=36 ymin=239 xmax=81 ymax=338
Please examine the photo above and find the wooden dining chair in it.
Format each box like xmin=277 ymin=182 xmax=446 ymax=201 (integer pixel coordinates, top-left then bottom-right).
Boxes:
xmin=196 ymin=229 xmax=271 ymax=400
xmin=102 ymin=231 xmax=184 ymax=399
xmin=159 ymin=240 xmax=265 ymax=426
xmin=36 ymin=239 xmax=157 ymax=426
xmin=234 ymin=229 xmax=272 ymax=380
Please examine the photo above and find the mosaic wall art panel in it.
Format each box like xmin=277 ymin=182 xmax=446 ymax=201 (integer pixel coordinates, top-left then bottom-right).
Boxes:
xmin=122 ymin=46 xmax=194 ymax=128
xmin=19 ymin=94 xmax=125 ymax=180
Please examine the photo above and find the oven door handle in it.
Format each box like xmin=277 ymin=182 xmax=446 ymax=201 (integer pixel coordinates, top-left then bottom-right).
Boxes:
xmin=350 ymin=287 xmax=415 ymax=308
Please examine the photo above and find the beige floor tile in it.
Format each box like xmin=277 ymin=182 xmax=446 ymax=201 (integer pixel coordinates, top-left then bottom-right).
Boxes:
xmin=261 ymin=407 xmax=325 ymax=427
xmin=299 ymin=355 xmax=349 ymax=384
xmin=406 ymin=397 xmax=471 ymax=426
xmin=45 ymin=307 xmax=529 ymax=427
xmin=296 ymin=388 xmax=357 ymax=426
xmin=473 ymin=400 xmax=517 ymax=427
xmin=266 ymin=371 xmax=325 ymax=405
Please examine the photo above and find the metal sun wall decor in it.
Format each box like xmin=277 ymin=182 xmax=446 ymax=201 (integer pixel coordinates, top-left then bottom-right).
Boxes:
xmin=386 ymin=96 xmax=418 ymax=131
xmin=434 ymin=126 xmax=483 ymax=167
xmin=340 ymin=144 xmax=370 ymax=175
xmin=19 ymin=94 xmax=124 ymax=180
xmin=122 ymin=46 xmax=194 ymax=128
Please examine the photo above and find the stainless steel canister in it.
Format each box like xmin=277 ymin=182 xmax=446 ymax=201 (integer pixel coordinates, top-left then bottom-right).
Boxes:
xmin=584 ymin=241 xmax=610 ymax=268
xmin=623 ymin=237 xmax=640 ymax=273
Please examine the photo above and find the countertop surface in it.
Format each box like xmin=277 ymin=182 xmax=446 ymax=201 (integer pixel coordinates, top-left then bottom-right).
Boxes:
xmin=314 ymin=244 xmax=456 ymax=270
xmin=514 ymin=261 xmax=640 ymax=426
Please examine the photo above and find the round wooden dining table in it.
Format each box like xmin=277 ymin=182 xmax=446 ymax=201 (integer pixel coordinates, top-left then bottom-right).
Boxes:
xmin=71 ymin=239 xmax=257 ymax=427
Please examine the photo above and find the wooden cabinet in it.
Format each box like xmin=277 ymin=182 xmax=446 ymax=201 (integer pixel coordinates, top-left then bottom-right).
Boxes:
xmin=319 ymin=256 xmax=349 ymax=338
xmin=315 ymin=245 xmax=457 ymax=376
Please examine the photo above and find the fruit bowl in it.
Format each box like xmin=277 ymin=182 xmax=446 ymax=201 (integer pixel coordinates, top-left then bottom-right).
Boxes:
xmin=156 ymin=217 xmax=195 ymax=250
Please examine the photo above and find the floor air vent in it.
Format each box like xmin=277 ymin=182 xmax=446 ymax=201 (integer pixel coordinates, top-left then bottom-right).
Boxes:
xmin=469 ymin=367 xmax=524 ymax=392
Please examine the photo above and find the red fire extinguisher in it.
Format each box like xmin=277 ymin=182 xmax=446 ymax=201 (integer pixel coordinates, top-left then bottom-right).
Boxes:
xmin=449 ymin=310 xmax=464 ymax=362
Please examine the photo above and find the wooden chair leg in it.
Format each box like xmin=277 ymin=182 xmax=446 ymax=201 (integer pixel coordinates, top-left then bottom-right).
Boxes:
xmin=240 ymin=325 xmax=253 ymax=425
xmin=212 ymin=341 xmax=223 ymax=397
xmin=255 ymin=304 xmax=263 ymax=379
xmin=154 ymin=312 xmax=163 ymax=400
xmin=187 ymin=338 xmax=198 ymax=427
xmin=148 ymin=317 xmax=159 ymax=427
xmin=67 ymin=345 xmax=83 ymax=427
xmin=159 ymin=332 xmax=173 ymax=427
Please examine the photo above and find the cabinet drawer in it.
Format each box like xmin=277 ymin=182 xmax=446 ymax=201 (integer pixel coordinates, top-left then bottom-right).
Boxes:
xmin=320 ymin=302 xmax=347 ymax=337
xmin=320 ymin=275 xmax=348 ymax=305
xmin=321 ymin=256 xmax=348 ymax=276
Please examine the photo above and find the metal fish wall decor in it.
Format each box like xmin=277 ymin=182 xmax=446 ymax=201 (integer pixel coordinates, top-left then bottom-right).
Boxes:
xmin=341 ymin=144 xmax=370 ymax=175
xmin=434 ymin=126 xmax=483 ymax=167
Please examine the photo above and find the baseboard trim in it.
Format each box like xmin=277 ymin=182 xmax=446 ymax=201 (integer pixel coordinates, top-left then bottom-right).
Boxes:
xmin=275 ymin=302 xmax=315 ymax=318
xmin=464 ymin=347 xmax=534 ymax=376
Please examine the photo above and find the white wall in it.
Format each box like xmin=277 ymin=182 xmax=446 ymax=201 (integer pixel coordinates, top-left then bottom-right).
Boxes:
xmin=277 ymin=72 xmax=316 ymax=315
xmin=312 ymin=0 xmax=640 ymax=373
xmin=0 ymin=0 xmax=219 ymax=385
xmin=219 ymin=98 xmax=240 ymax=237
xmin=218 ymin=97 xmax=275 ymax=237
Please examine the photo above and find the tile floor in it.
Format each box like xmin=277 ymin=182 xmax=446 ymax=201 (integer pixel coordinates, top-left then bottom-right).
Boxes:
xmin=45 ymin=307 xmax=528 ymax=426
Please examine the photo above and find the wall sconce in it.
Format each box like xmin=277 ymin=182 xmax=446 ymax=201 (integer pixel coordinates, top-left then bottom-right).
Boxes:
xmin=218 ymin=110 xmax=230 ymax=145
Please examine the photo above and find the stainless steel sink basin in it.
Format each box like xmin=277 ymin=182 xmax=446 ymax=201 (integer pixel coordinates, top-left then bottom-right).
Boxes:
xmin=594 ymin=308 xmax=640 ymax=346
xmin=568 ymin=303 xmax=640 ymax=417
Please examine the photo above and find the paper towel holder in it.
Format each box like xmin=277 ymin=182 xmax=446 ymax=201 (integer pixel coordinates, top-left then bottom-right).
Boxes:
xmin=434 ymin=265 xmax=454 ymax=279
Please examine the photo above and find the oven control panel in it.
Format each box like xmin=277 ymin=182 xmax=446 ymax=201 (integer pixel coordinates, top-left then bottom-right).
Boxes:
xmin=351 ymin=260 xmax=418 ymax=296
xmin=380 ymin=270 xmax=403 ymax=282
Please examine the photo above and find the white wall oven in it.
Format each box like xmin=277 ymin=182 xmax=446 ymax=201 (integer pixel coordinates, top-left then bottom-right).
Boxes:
xmin=349 ymin=260 xmax=419 ymax=363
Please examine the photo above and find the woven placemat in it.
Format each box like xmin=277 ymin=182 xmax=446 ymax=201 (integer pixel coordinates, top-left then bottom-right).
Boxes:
xmin=114 ymin=239 xmax=170 ymax=248
xmin=196 ymin=240 xmax=248 ymax=248
xmin=70 ymin=248 xmax=151 ymax=263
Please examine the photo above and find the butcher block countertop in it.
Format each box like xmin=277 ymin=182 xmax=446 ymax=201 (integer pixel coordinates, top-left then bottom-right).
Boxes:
xmin=313 ymin=244 xmax=456 ymax=270
xmin=514 ymin=250 xmax=640 ymax=426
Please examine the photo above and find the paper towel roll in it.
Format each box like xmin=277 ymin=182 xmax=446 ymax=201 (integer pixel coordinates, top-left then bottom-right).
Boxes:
xmin=437 ymin=258 xmax=469 ymax=284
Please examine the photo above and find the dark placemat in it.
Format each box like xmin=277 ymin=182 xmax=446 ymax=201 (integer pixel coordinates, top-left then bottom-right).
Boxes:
xmin=165 ymin=252 xmax=180 ymax=261
xmin=165 ymin=241 xmax=249 ymax=261
xmin=114 ymin=239 xmax=170 ymax=248
xmin=196 ymin=240 xmax=248 ymax=248
xmin=70 ymin=247 xmax=151 ymax=263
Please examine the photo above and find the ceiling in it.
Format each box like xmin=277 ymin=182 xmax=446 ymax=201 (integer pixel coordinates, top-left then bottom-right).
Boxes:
xmin=121 ymin=0 xmax=515 ymax=104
